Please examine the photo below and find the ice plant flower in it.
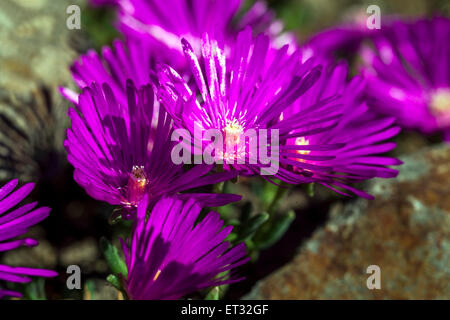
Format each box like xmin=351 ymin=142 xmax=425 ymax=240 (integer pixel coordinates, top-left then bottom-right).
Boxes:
xmin=65 ymin=80 xmax=239 ymax=216
xmin=158 ymin=28 xmax=322 ymax=176
xmin=121 ymin=195 xmax=249 ymax=300
xmin=114 ymin=0 xmax=295 ymax=66
xmin=361 ymin=17 xmax=450 ymax=141
xmin=62 ymin=39 xmax=153 ymax=106
xmin=0 ymin=179 xmax=57 ymax=299
xmin=305 ymin=24 xmax=369 ymax=60
xmin=302 ymin=8 xmax=399 ymax=60
xmin=80 ymin=0 xmax=295 ymax=81
xmin=64 ymin=1 xmax=295 ymax=106
xmin=114 ymin=0 xmax=241 ymax=72
xmin=280 ymin=59 xmax=402 ymax=198
xmin=304 ymin=14 xmax=375 ymax=59
xmin=158 ymin=28 xmax=401 ymax=198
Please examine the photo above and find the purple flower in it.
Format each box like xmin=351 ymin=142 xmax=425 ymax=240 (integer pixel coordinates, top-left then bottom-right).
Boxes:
xmin=281 ymin=59 xmax=402 ymax=198
xmin=158 ymin=28 xmax=400 ymax=198
xmin=115 ymin=0 xmax=240 ymax=71
xmin=0 ymin=179 xmax=57 ymax=299
xmin=304 ymin=24 xmax=369 ymax=59
xmin=65 ymin=80 xmax=239 ymax=215
xmin=67 ymin=1 xmax=294 ymax=106
xmin=158 ymin=28 xmax=320 ymax=174
xmin=63 ymin=39 xmax=153 ymax=106
xmin=303 ymin=9 xmax=396 ymax=59
xmin=115 ymin=0 xmax=295 ymax=69
xmin=361 ymin=17 xmax=450 ymax=141
xmin=121 ymin=195 xmax=249 ymax=300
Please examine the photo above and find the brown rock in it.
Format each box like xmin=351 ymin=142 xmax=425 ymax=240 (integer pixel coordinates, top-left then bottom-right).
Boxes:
xmin=245 ymin=144 xmax=450 ymax=299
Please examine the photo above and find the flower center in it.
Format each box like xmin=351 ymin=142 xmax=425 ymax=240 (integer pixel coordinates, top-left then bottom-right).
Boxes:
xmin=123 ymin=165 xmax=148 ymax=208
xmin=295 ymin=137 xmax=311 ymax=159
xmin=287 ymin=137 xmax=311 ymax=171
xmin=220 ymin=119 xmax=246 ymax=162
xmin=224 ymin=119 xmax=244 ymax=146
xmin=430 ymin=88 xmax=450 ymax=116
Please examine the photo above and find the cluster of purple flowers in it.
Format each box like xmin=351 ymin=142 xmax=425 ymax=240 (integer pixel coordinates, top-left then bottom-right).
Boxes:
xmin=0 ymin=180 xmax=57 ymax=299
xmin=2 ymin=0 xmax=448 ymax=300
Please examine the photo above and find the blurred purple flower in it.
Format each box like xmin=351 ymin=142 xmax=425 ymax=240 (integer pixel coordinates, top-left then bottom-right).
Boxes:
xmin=304 ymin=24 xmax=370 ymax=59
xmin=113 ymin=0 xmax=295 ymax=70
xmin=302 ymin=9 xmax=396 ymax=59
xmin=67 ymin=0 xmax=296 ymax=106
xmin=361 ymin=17 xmax=450 ymax=141
xmin=122 ymin=195 xmax=249 ymax=300
xmin=65 ymin=80 xmax=240 ymax=215
xmin=0 ymin=179 xmax=57 ymax=299
xmin=281 ymin=59 xmax=402 ymax=198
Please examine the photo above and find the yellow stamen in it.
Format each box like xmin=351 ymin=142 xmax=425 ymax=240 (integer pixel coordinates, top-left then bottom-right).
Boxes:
xmin=131 ymin=165 xmax=148 ymax=187
xmin=224 ymin=119 xmax=244 ymax=145
xmin=295 ymin=137 xmax=311 ymax=158
xmin=153 ymin=269 xmax=162 ymax=281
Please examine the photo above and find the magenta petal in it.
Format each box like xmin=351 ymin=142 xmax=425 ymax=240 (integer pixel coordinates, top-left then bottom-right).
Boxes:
xmin=123 ymin=196 xmax=248 ymax=300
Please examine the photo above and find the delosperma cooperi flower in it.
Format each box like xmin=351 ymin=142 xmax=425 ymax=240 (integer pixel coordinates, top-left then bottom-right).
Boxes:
xmin=158 ymin=28 xmax=321 ymax=175
xmin=121 ymin=195 xmax=249 ymax=300
xmin=64 ymin=0 xmax=295 ymax=106
xmin=64 ymin=80 xmax=240 ymax=216
xmin=361 ymin=17 xmax=450 ymax=141
xmin=280 ymin=59 xmax=402 ymax=198
xmin=158 ymin=27 xmax=401 ymax=198
xmin=0 ymin=179 xmax=57 ymax=299
xmin=96 ymin=0 xmax=295 ymax=72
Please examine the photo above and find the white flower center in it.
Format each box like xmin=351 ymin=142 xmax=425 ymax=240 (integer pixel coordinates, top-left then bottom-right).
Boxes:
xmin=219 ymin=119 xmax=246 ymax=162
xmin=430 ymin=88 xmax=450 ymax=116
xmin=224 ymin=119 xmax=244 ymax=145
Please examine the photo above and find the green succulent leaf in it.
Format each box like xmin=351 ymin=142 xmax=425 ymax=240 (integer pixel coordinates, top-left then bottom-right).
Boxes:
xmin=254 ymin=210 xmax=296 ymax=250
xmin=100 ymin=237 xmax=128 ymax=277
xmin=205 ymin=286 xmax=220 ymax=300
xmin=106 ymin=274 xmax=122 ymax=291
xmin=237 ymin=212 xmax=270 ymax=242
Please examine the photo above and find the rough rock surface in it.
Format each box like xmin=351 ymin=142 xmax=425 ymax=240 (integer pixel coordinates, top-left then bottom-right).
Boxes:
xmin=245 ymin=144 xmax=450 ymax=299
xmin=0 ymin=0 xmax=85 ymax=181
xmin=0 ymin=0 xmax=81 ymax=93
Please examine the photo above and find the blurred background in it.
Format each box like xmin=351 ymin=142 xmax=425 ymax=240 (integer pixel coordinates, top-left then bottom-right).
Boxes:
xmin=0 ymin=0 xmax=448 ymax=299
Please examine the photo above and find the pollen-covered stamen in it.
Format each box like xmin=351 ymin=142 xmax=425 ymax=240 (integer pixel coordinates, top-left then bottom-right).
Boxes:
xmin=295 ymin=137 xmax=311 ymax=158
xmin=153 ymin=269 xmax=162 ymax=281
xmin=221 ymin=119 xmax=245 ymax=162
xmin=430 ymin=88 xmax=450 ymax=116
xmin=288 ymin=137 xmax=311 ymax=170
xmin=224 ymin=119 xmax=244 ymax=146
xmin=123 ymin=165 xmax=149 ymax=207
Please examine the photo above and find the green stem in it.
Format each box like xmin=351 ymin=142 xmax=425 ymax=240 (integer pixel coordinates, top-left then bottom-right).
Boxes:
xmin=267 ymin=185 xmax=290 ymax=214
